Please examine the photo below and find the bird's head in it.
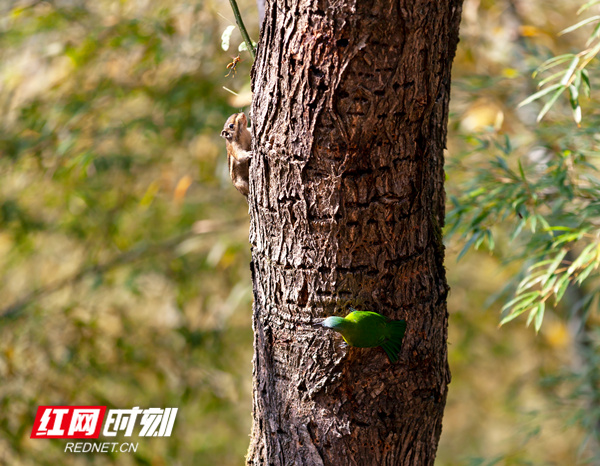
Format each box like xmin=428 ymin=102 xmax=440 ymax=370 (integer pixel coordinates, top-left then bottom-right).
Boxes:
xmin=319 ymin=316 xmax=349 ymax=332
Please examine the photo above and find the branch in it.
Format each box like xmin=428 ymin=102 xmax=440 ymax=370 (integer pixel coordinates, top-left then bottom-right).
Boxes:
xmin=228 ymin=0 xmax=256 ymax=59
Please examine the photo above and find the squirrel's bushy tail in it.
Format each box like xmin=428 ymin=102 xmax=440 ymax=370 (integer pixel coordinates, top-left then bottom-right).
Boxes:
xmin=381 ymin=320 xmax=407 ymax=363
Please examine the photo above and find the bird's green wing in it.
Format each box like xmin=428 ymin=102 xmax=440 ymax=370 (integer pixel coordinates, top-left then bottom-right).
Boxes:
xmin=381 ymin=320 xmax=407 ymax=363
xmin=344 ymin=311 xmax=387 ymax=347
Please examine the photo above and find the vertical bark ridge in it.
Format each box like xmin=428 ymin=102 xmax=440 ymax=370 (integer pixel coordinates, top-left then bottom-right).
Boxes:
xmin=248 ymin=0 xmax=463 ymax=464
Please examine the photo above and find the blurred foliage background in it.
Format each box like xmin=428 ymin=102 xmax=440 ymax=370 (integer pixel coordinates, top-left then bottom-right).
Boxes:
xmin=1 ymin=0 xmax=600 ymax=464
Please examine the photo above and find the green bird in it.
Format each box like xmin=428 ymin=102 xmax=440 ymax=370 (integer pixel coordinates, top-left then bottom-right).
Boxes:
xmin=319 ymin=308 xmax=407 ymax=363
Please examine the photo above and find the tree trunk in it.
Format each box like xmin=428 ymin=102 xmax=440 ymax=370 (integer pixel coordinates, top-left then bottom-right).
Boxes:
xmin=248 ymin=0 xmax=463 ymax=464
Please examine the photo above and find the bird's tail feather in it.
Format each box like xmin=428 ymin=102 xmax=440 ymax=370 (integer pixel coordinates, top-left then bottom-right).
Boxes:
xmin=381 ymin=320 xmax=407 ymax=363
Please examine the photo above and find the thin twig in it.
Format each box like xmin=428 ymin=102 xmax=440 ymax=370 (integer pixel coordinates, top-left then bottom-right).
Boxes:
xmin=228 ymin=0 xmax=256 ymax=59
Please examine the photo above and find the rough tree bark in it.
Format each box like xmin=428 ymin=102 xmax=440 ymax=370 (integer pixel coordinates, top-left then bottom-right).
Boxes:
xmin=248 ymin=0 xmax=463 ymax=464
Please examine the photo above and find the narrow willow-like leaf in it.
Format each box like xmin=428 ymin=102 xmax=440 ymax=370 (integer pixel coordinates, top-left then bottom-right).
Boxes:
xmin=541 ymin=274 xmax=559 ymax=296
xmin=578 ymin=0 xmax=600 ymax=15
xmin=457 ymin=231 xmax=481 ymax=261
xmin=518 ymin=83 xmax=563 ymax=108
xmin=576 ymin=261 xmax=598 ymax=285
xmin=559 ymin=16 xmax=600 ymax=35
xmin=559 ymin=57 xmax=580 ymax=86
xmin=572 ymin=103 xmax=582 ymax=125
xmin=555 ymin=274 xmax=571 ymax=302
xmin=526 ymin=305 xmax=537 ymax=327
xmin=517 ymin=272 xmax=547 ymax=293
xmin=582 ymin=69 xmax=591 ymax=97
xmin=486 ymin=229 xmax=495 ymax=251
xmin=586 ymin=22 xmax=600 ymax=46
xmin=539 ymin=70 xmax=568 ymax=88
xmin=567 ymin=243 xmax=597 ymax=275
xmin=534 ymin=302 xmax=545 ymax=332
xmin=502 ymin=291 xmax=540 ymax=313
xmin=535 ymin=54 xmax=576 ymax=75
xmin=510 ymin=217 xmax=526 ymax=242
xmin=537 ymin=87 xmax=565 ymax=122
xmin=500 ymin=294 xmax=540 ymax=325
xmin=541 ymin=249 xmax=568 ymax=286
xmin=537 ymin=215 xmax=551 ymax=231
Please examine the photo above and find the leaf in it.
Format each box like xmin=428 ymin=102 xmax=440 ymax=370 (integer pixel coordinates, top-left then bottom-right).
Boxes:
xmin=530 ymin=214 xmax=537 ymax=233
xmin=559 ymin=16 xmax=600 ymax=35
xmin=566 ymin=242 xmax=597 ymax=275
xmin=526 ymin=305 xmax=537 ymax=327
xmin=536 ymin=215 xmax=551 ymax=231
xmin=538 ymin=70 xmax=568 ymax=88
xmin=518 ymin=159 xmax=527 ymax=181
xmin=568 ymin=82 xmax=582 ymax=124
xmin=586 ymin=22 xmax=600 ymax=46
xmin=517 ymin=272 xmax=546 ymax=293
xmin=518 ymin=83 xmax=563 ymax=108
xmin=578 ymin=0 xmax=600 ymax=15
xmin=540 ymin=248 xmax=568 ymax=287
xmin=555 ymin=275 xmax=571 ymax=302
xmin=510 ymin=217 xmax=526 ymax=242
xmin=534 ymin=302 xmax=545 ymax=332
xmin=582 ymin=69 xmax=591 ymax=97
xmin=534 ymin=54 xmax=576 ymax=75
xmin=457 ymin=231 xmax=481 ymax=261
xmin=221 ymin=25 xmax=236 ymax=51
xmin=559 ymin=57 xmax=580 ymax=86
xmin=572 ymin=103 xmax=582 ymax=125
xmin=502 ymin=291 xmax=540 ymax=313
xmin=486 ymin=229 xmax=495 ymax=251
xmin=576 ymin=261 xmax=598 ymax=285
xmin=500 ymin=292 xmax=540 ymax=326
xmin=541 ymin=274 xmax=558 ymax=296
xmin=537 ymin=87 xmax=565 ymax=122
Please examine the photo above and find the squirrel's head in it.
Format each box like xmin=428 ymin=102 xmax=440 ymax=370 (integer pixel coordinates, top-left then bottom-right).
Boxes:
xmin=221 ymin=113 xmax=247 ymax=141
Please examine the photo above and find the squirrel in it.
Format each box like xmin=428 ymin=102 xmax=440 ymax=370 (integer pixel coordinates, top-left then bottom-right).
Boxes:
xmin=220 ymin=112 xmax=252 ymax=197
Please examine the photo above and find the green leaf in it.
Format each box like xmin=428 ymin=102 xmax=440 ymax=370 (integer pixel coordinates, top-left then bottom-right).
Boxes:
xmin=502 ymin=291 xmax=540 ymax=313
xmin=578 ymin=0 xmax=600 ymax=15
xmin=586 ymin=22 xmax=600 ymax=46
xmin=541 ymin=274 xmax=559 ymax=296
xmin=559 ymin=57 xmax=580 ymax=86
xmin=485 ymin=229 xmax=495 ymax=251
xmin=567 ymin=243 xmax=595 ymax=274
xmin=559 ymin=16 xmax=600 ymax=35
xmin=536 ymin=215 xmax=551 ymax=231
xmin=510 ymin=218 xmax=526 ymax=242
xmin=582 ymin=69 xmax=591 ymax=97
xmin=526 ymin=305 xmax=537 ymax=327
xmin=530 ymin=214 xmax=537 ymax=233
xmin=576 ymin=261 xmax=598 ymax=285
xmin=517 ymin=271 xmax=546 ymax=293
xmin=555 ymin=275 xmax=571 ymax=302
xmin=535 ymin=54 xmax=576 ymax=75
xmin=534 ymin=302 xmax=545 ymax=332
xmin=572 ymin=103 xmax=582 ymax=125
xmin=537 ymin=87 xmax=565 ymax=122
xmin=457 ymin=231 xmax=481 ymax=261
xmin=500 ymin=292 xmax=540 ymax=326
xmin=538 ymin=70 xmax=568 ymax=88
xmin=541 ymin=249 xmax=568 ymax=286
xmin=518 ymin=83 xmax=563 ymax=108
